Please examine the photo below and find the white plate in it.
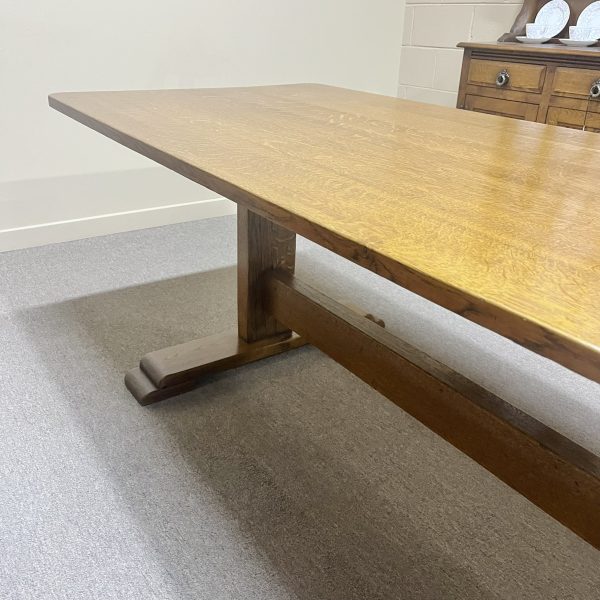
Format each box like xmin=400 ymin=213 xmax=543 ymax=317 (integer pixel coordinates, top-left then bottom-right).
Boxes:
xmin=534 ymin=0 xmax=570 ymax=38
xmin=578 ymin=1 xmax=600 ymax=28
xmin=516 ymin=35 xmax=552 ymax=43
xmin=559 ymin=37 xmax=598 ymax=46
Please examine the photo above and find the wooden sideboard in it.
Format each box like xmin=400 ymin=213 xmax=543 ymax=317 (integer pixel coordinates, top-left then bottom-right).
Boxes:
xmin=457 ymin=42 xmax=600 ymax=131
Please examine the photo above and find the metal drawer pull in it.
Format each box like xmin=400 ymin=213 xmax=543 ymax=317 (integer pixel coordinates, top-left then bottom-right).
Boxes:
xmin=496 ymin=70 xmax=510 ymax=87
xmin=590 ymin=80 xmax=600 ymax=99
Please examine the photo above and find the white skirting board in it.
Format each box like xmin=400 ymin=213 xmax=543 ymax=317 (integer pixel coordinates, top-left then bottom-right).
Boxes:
xmin=0 ymin=198 xmax=236 ymax=252
xmin=0 ymin=168 xmax=237 ymax=252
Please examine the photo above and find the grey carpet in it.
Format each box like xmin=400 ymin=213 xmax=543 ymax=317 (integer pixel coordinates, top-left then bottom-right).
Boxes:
xmin=0 ymin=215 xmax=599 ymax=600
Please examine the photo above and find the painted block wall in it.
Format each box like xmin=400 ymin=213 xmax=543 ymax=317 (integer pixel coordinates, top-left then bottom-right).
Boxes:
xmin=1 ymin=1 xmax=405 ymax=250
xmin=398 ymin=0 xmax=521 ymax=107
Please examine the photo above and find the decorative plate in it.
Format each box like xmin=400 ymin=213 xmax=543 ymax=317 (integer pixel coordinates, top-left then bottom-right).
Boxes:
xmin=559 ymin=37 xmax=598 ymax=46
xmin=578 ymin=1 xmax=600 ymax=28
xmin=534 ymin=0 xmax=570 ymax=38
xmin=516 ymin=35 xmax=552 ymax=43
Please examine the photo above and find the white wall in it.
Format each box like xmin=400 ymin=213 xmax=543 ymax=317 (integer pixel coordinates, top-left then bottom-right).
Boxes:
xmin=1 ymin=0 xmax=405 ymax=251
xmin=398 ymin=0 xmax=520 ymax=107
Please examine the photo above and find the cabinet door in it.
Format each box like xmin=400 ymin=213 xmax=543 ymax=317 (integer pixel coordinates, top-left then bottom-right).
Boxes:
xmin=465 ymin=95 xmax=539 ymax=121
xmin=546 ymin=107 xmax=600 ymax=132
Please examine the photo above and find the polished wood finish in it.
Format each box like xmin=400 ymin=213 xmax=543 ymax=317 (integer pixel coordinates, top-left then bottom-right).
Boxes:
xmin=50 ymin=84 xmax=600 ymax=551
xmin=49 ymin=85 xmax=600 ymax=384
xmin=552 ymin=67 xmax=600 ymax=98
xmin=549 ymin=94 xmax=600 ymax=111
xmin=458 ymin=42 xmax=600 ymax=131
xmin=142 ymin=330 xmax=305 ymax=390
xmin=125 ymin=205 xmax=303 ymax=405
xmin=125 ymin=367 xmax=207 ymax=405
xmin=461 ymin=84 xmax=542 ymax=103
xmin=460 ymin=41 xmax=600 ymax=58
xmin=265 ymin=270 xmax=600 ymax=550
xmin=546 ymin=106 xmax=600 ymax=131
xmin=125 ymin=331 xmax=306 ymax=405
xmin=237 ymin=206 xmax=296 ymax=342
xmin=125 ymin=331 xmax=306 ymax=406
xmin=464 ymin=94 xmax=539 ymax=120
xmin=467 ymin=59 xmax=546 ymax=93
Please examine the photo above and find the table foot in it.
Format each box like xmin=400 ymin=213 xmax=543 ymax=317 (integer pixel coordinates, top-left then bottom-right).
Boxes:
xmin=125 ymin=329 xmax=306 ymax=405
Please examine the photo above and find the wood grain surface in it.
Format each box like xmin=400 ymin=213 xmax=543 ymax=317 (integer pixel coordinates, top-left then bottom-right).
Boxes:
xmin=464 ymin=95 xmax=539 ymax=120
xmin=459 ymin=41 xmax=600 ymax=58
xmin=237 ymin=206 xmax=296 ymax=343
xmin=552 ymin=67 xmax=600 ymax=98
xmin=266 ymin=270 xmax=600 ymax=549
xmin=467 ymin=59 xmax=547 ymax=93
xmin=49 ymin=84 xmax=600 ymax=384
xmin=124 ymin=329 xmax=306 ymax=404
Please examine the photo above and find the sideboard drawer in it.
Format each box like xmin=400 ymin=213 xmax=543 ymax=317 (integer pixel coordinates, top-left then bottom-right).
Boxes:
xmin=546 ymin=106 xmax=600 ymax=132
xmin=465 ymin=95 xmax=539 ymax=120
xmin=552 ymin=67 xmax=600 ymax=99
xmin=467 ymin=59 xmax=546 ymax=93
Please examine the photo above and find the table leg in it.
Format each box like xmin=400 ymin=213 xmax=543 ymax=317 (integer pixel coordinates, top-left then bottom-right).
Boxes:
xmin=124 ymin=207 xmax=306 ymax=405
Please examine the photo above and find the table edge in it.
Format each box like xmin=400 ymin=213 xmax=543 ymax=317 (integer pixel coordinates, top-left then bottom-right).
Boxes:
xmin=47 ymin=91 xmax=600 ymax=386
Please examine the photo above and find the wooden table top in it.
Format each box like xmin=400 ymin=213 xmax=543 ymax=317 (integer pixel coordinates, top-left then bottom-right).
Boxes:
xmin=49 ymin=84 xmax=600 ymax=384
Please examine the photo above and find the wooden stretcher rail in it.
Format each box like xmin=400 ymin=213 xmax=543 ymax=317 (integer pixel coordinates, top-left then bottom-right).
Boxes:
xmin=265 ymin=270 xmax=600 ymax=550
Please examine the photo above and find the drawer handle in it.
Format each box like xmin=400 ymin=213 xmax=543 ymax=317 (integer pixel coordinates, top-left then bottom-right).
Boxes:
xmin=496 ymin=70 xmax=510 ymax=87
xmin=590 ymin=80 xmax=600 ymax=99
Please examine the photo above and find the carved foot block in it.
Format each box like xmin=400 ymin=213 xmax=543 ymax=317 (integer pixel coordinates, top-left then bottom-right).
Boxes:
xmin=125 ymin=329 xmax=306 ymax=405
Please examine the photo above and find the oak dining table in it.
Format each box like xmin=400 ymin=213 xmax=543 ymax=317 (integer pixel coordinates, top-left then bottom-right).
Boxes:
xmin=49 ymin=84 xmax=600 ymax=551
